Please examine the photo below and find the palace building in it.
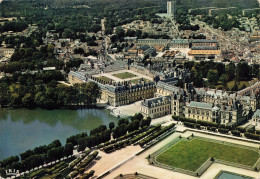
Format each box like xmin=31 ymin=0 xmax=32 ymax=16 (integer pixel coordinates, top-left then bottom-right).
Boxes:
xmin=88 ymin=76 xmax=156 ymax=107
xmin=141 ymin=96 xmax=171 ymax=119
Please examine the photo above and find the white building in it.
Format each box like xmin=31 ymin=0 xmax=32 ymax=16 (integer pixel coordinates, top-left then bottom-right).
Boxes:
xmin=167 ymin=1 xmax=176 ymax=16
xmin=252 ymin=109 xmax=260 ymax=130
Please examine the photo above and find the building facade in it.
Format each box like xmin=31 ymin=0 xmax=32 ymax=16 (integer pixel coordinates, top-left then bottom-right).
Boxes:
xmin=141 ymin=96 xmax=171 ymax=119
xmin=252 ymin=109 xmax=260 ymax=130
xmin=88 ymin=77 xmax=156 ymax=107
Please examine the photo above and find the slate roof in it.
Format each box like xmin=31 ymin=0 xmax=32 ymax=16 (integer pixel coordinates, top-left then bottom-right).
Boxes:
xmin=191 ymin=46 xmax=218 ymax=50
xmin=253 ymin=109 xmax=260 ymax=118
xmin=192 ymin=39 xmax=218 ymax=43
xmin=69 ymin=71 xmax=86 ymax=81
xmin=188 ymin=101 xmax=213 ymax=109
xmin=142 ymin=96 xmax=171 ymax=107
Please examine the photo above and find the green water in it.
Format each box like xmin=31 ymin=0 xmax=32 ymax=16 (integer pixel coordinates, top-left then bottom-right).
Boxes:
xmin=217 ymin=172 xmax=253 ymax=179
xmin=0 ymin=108 xmax=118 ymax=160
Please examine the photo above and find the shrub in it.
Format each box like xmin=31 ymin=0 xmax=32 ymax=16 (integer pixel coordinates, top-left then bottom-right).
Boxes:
xmin=247 ymin=129 xmax=255 ymax=134
xmin=244 ymin=132 xmax=260 ymax=140
xmin=71 ymin=171 xmax=79 ymax=178
xmin=231 ymin=130 xmax=240 ymax=136
xmin=236 ymin=127 xmax=245 ymax=133
xmin=78 ymin=168 xmax=85 ymax=174
xmin=211 ymin=127 xmax=217 ymax=132
xmin=81 ymin=170 xmax=95 ymax=179
xmin=195 ymin=124 xmax=201 ymax=129
xmin=139 ymin=124 xmax=175 ymax=146
xmin=218 ymin=128 xmax=229 ymax=134
xmin=103 ymin=145 xmax=114 ymax=153
xmin=179 ymin=116 xmax=196 ymax=123
xmin=172 ymin=115 xmax=179 ymax=121
xmin=197 ymin=120 xmax=218 ymax=127
xmin=183 ymin=122 xmax=195 ymax=128
xmin=130 ymin=125 xmax=161 ymax=144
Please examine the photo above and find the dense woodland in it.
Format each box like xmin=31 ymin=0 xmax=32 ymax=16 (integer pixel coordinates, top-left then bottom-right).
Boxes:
xmin=183 ymin=61 xmax=260 ymax=90
xmin=0 ymin=72 xmax=101 ymax=108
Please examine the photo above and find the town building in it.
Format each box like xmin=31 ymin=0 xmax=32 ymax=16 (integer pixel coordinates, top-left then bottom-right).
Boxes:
xmin=137 ymin=39 xmax=170 ymax=47
xmin=169 ymin=39 xmax=190 ymax=48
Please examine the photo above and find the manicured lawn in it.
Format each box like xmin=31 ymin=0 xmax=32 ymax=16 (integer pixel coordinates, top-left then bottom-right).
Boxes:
xmin=96 ymin=76 xmax=113 ymax=82
xmin=156 ymin=138 xmax=259 ymax=172
xmin=130 ymin=78 xmax=150 ymax=84
xmin=227 ymin=80 xmax=249 ymax=90
xmin=216 ymin=80 xmax=250 ymax=91
xmin=113 ymin=72 xmax=137 ymax=79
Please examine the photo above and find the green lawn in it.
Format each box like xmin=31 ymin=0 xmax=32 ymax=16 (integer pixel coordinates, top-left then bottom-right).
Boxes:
xmin=227 ymin=80 xmax=249 ymax=90
xmin=130 ymin=78 xmax=150 ymax=84
xmin=156 ymin=138 xmax=259 ymax=172
xmin=215 ymin=80 xmax=250 ymax=91
xmin=113 ymin=72 xmax=137 ymax=79
xmin=96 ymin=76 xmax=113 ymax=82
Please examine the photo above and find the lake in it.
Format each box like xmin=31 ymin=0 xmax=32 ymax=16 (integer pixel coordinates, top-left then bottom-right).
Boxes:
xmin=0 ymin=108 xmax=118 ymax=160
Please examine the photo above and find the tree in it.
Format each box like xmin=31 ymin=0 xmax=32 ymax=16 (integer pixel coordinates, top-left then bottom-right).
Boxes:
xmin=132 ymin=113 xmax=144 ymax=121
xmin=236 ymin=62 xmax=250 ymax=81
xmin=77 ymin=138 xmax=87 ymax=152
xmin=64 ymin=143 xmax=73 ymax=156
xmin=22 ymin=93 xmax=34 ymax=107
xmin=109 ymin=122 xmax=115 ymax=130
xmin=219 ymin=74 xmax=229 ymax=89
xmin=20 ymin=150 xmax=34 ymax=161
xmin=48 ymin=140 xmax=62 ymax=149
xmin=231 ymin=82 xmax=238 ymax=91
xmin=207 ymin=69 xmax=219 ymax=87
xmin=47 ymin=147 xmax=64 ymax=161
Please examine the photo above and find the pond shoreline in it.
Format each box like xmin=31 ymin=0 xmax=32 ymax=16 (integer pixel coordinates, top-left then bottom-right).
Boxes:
xmin=0 ymin=108 xmax=117 ymax=160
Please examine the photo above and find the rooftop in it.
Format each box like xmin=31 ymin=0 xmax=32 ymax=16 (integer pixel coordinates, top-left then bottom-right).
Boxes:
xmin=188 ymin=101 xmax=213 ymax=109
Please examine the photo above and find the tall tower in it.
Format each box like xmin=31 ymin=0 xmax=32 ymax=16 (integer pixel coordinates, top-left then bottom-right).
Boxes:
xmin=167 ymin=1 xmax=176 ymax=17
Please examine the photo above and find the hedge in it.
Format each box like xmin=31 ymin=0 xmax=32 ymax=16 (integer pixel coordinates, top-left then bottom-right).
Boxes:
xmin=247 ymin=129 xmax=255 ymax=134
xmin=196 ymin=120 xmax=218 ymax=127
xmin=60 ymin=167 xmax=73 ymax=178
xmin=179 ymin=116 xmax=196 ymax=123
xmin=78 ymin=168 xmax=85 ymax=174
xmin=130 ymin=125 xmax=161 ymax=144
xmin=77 ymin=151 xmax=98 ymax=169
xmin=195 ymin=124 xmax=201 ymax=129
xmin=183 ymin=122 xmax=195 ymax=128
xmin=103 ymin=140 xmax=129 ymax=153
xmin=70 ymin=171 xmax=79 ymax=178
xmin=211 ymin=127 xmax=217 ymax=132
xmin=218 ymin=128 xmax=229 ymax=134
xmin=138 ymin=124 xmax=175 ymax=147
xmin=172 ymin=115 xmax=179 ymax=120
xmin=28 ymin=169 xmax=47 ymax=178
xmin=244 ymin=132 xmax=260 ymax=140
xmin=231 ymin=130 xmax=240 ymax=136
xmin=236 ymin=127 xmax=246 ymax=133
xmin=80 ymin=170 xmax=95 ymax=179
